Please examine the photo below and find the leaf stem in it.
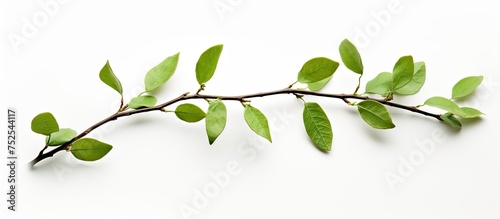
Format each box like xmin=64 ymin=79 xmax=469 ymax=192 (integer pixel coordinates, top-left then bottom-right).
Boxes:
xmin=118 ymin=96 xmax=124 ymax=112
xmin=196 ymin=84 xmax=205 ymax=94
xmin=353 ymin=74 xmax=362 ymax=94
xmin=342 ymin=98 xmax=353 ymax=105
xmin=29 ymin=88 xmax=442 ymax=167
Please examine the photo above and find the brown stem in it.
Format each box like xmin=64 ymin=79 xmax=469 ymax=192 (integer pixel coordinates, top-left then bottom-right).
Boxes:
xmin=29 ymin=88 xmax=441 ymax=167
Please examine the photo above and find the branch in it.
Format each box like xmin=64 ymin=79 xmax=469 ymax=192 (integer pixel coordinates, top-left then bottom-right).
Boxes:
xmin=29 ymin=88 xmax=441 ymax=167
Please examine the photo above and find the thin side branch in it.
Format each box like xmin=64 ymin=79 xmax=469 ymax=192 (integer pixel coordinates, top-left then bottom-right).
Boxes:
xmin=29 ymin=88 xmax=442 ymax=167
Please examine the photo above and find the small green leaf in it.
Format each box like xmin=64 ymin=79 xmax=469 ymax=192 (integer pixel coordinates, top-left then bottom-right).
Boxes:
xmin=365 ymin=72 xmax=393 ymax=97
xmin=339 ymin=39 xmax=363 ymax=74
xmin=302 ymin=102 xmax=333 ymax=151
xmin=70 ymin=138 xmax=113 ymax=161
xmin=244 ymin=105 xmax=272 ymax=142
xmin=392 ymin=56 xmax=414 ymax=90
xmin=308 ymin=75 xmax=333 ymax=91
xmin=144 ymin=52 xmax=180 ymax=92
xmin=298 ymin=57 xmax=339 ymax=83
xmin=46 ymin=128 xmax=77 ymax=146
xmin=196 ymin=44 xmax=224 ymax=85
xmin=99 ymin=60 xmax=123 ymax=95
xmin=424 ymin=96 xmax=464 ymax=117
xmin=395 ymin=62 xmax=426 ymax=95
xmin=205 ymin=100 xmax=227 ymax=144
xmin=459 ymin=107 xmax=483 ymax=119
xmin=356 ymin=100 xmax=395 ymax=129
xmin=452 ymin=76 xmax=483 ymax=99
xmin=31 ymin=112 xmax=59 ymax=136
xmin=175 ymin=103 xmax=206 ymax=123
xmin=440 ymin=113 xmax=462 ymax=128
xmin=128 ymin=96 xmax=157 ymax=109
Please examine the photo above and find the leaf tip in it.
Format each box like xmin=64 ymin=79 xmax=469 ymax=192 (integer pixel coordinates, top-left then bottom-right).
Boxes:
xmin=208 ymin=138 xmax=216 ymax=145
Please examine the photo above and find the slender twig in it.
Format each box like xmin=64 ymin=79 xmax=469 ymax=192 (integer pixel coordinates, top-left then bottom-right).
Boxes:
xmin=38 ymin=145 xmax=48 ymax=156
xmin=29 ymin=88 xmax=442 ymax=167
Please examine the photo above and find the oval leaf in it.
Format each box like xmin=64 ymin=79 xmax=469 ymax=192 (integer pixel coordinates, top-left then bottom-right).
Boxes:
xmin=357 ymin=100 xmax=395 ymax=129
xmin=128 ymin=95 xmax=157 ymax=109
xmin=365 ymin=72 xmax=393 ymax=97
xmin=99 ymin=60 xmax=123 ymax=95
xmin=424 ymin=96 xmax=464 ymax=117
xmin=460 ymin=107 xmax=483 ymax=119
xmin=244 ymin=105 xmax=272 ymax=142
xmin=392 ymin=55 xmax=414 ymax=90
xmin=308 ymin=75 xmax=333 ymax=91
xmin=440 ymin=113 xmax=462 ymax=128
xmin=339 ymin=39 xmax=363 ymax=74
xmin=298 ymin=57 xmax=339 ymax=83
xmin=70 ymin=138 xmax=112 ymax=161
xmin=205 ymin=100 xmax=227 ymax=144
xmin=46 ymin=128 xmax=77 ymax=146
xmin=31 ymin=112 xmax=59 ymax=136
xmin=144 ymin=52 xmax=180 ymax=92
xmin=452 ymin=76 xmax=483 ymax=99
xmin=196 ymin=44 xmax=224 ymax=85
xmin=302 ymin=102 xmax=333 ymax=151
xmin=395 ymin=61 xmax=426 ymax=95
xmin=175 ymin=103 xmax=206 ymax=123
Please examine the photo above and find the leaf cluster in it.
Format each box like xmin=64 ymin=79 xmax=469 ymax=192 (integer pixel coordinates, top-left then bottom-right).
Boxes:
xmin=31 ymin=40 xmax=484 ymax=162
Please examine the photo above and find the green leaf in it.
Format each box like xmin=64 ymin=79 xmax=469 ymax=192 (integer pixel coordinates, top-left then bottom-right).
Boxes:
xmin=205 ymin=100 xmax=227 ymax=144
xmin=70 ymin=138 xmax=113 ymax=161
xmin=440 ymin=113 xmax=462 ymax=128
xmin=339 ymin=39 xmax=363 ymax=74
xmin=395 ymin=62 xmax=426 ymax=95
xmin=244 ymin=105 xmax=272 ymax=143
xmin=99 ymin=60 xmax=123 ymax=95
xmin=46 ymin=128 xmax=77 ymax=146
xmin=459 ymin=107 xmax=484 ymax=119
xmin=196 ymin=44 xmax=224 ymax=85
xmin=308 ymin=75 xmax=333 ymax=91
xmin=175 ymin=103 xmax=206 ymax=123
xmin=302 ymin=102 xmax=333 ymax=151
xmin=365 ymin=72 xmax=393 ymax=97
xmin=144 ymin=52 xmax=180 ymax=92
xmin=356 ymin=100 xmax=395 ymax=129
xmin=392 ymin=55 xmax=414 ymax=90
xmin=298 ymin=57 xmax=339 ymax=83
xmin=31 ymin=112 xmax=59 ymax=136
xmin=128 ymin=95 xmax=157 ymax=109
xmin=425 ymin=97 xmax=483 ymax=119
xmin=452 ymin=76 xmax=483 ymax=99
xmin=424 ymin=96 xmax=464 ymax=117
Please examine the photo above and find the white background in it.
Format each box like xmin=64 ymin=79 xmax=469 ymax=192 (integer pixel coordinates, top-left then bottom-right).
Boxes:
xmin=2 ymin=0 xmax=500 ymax=218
